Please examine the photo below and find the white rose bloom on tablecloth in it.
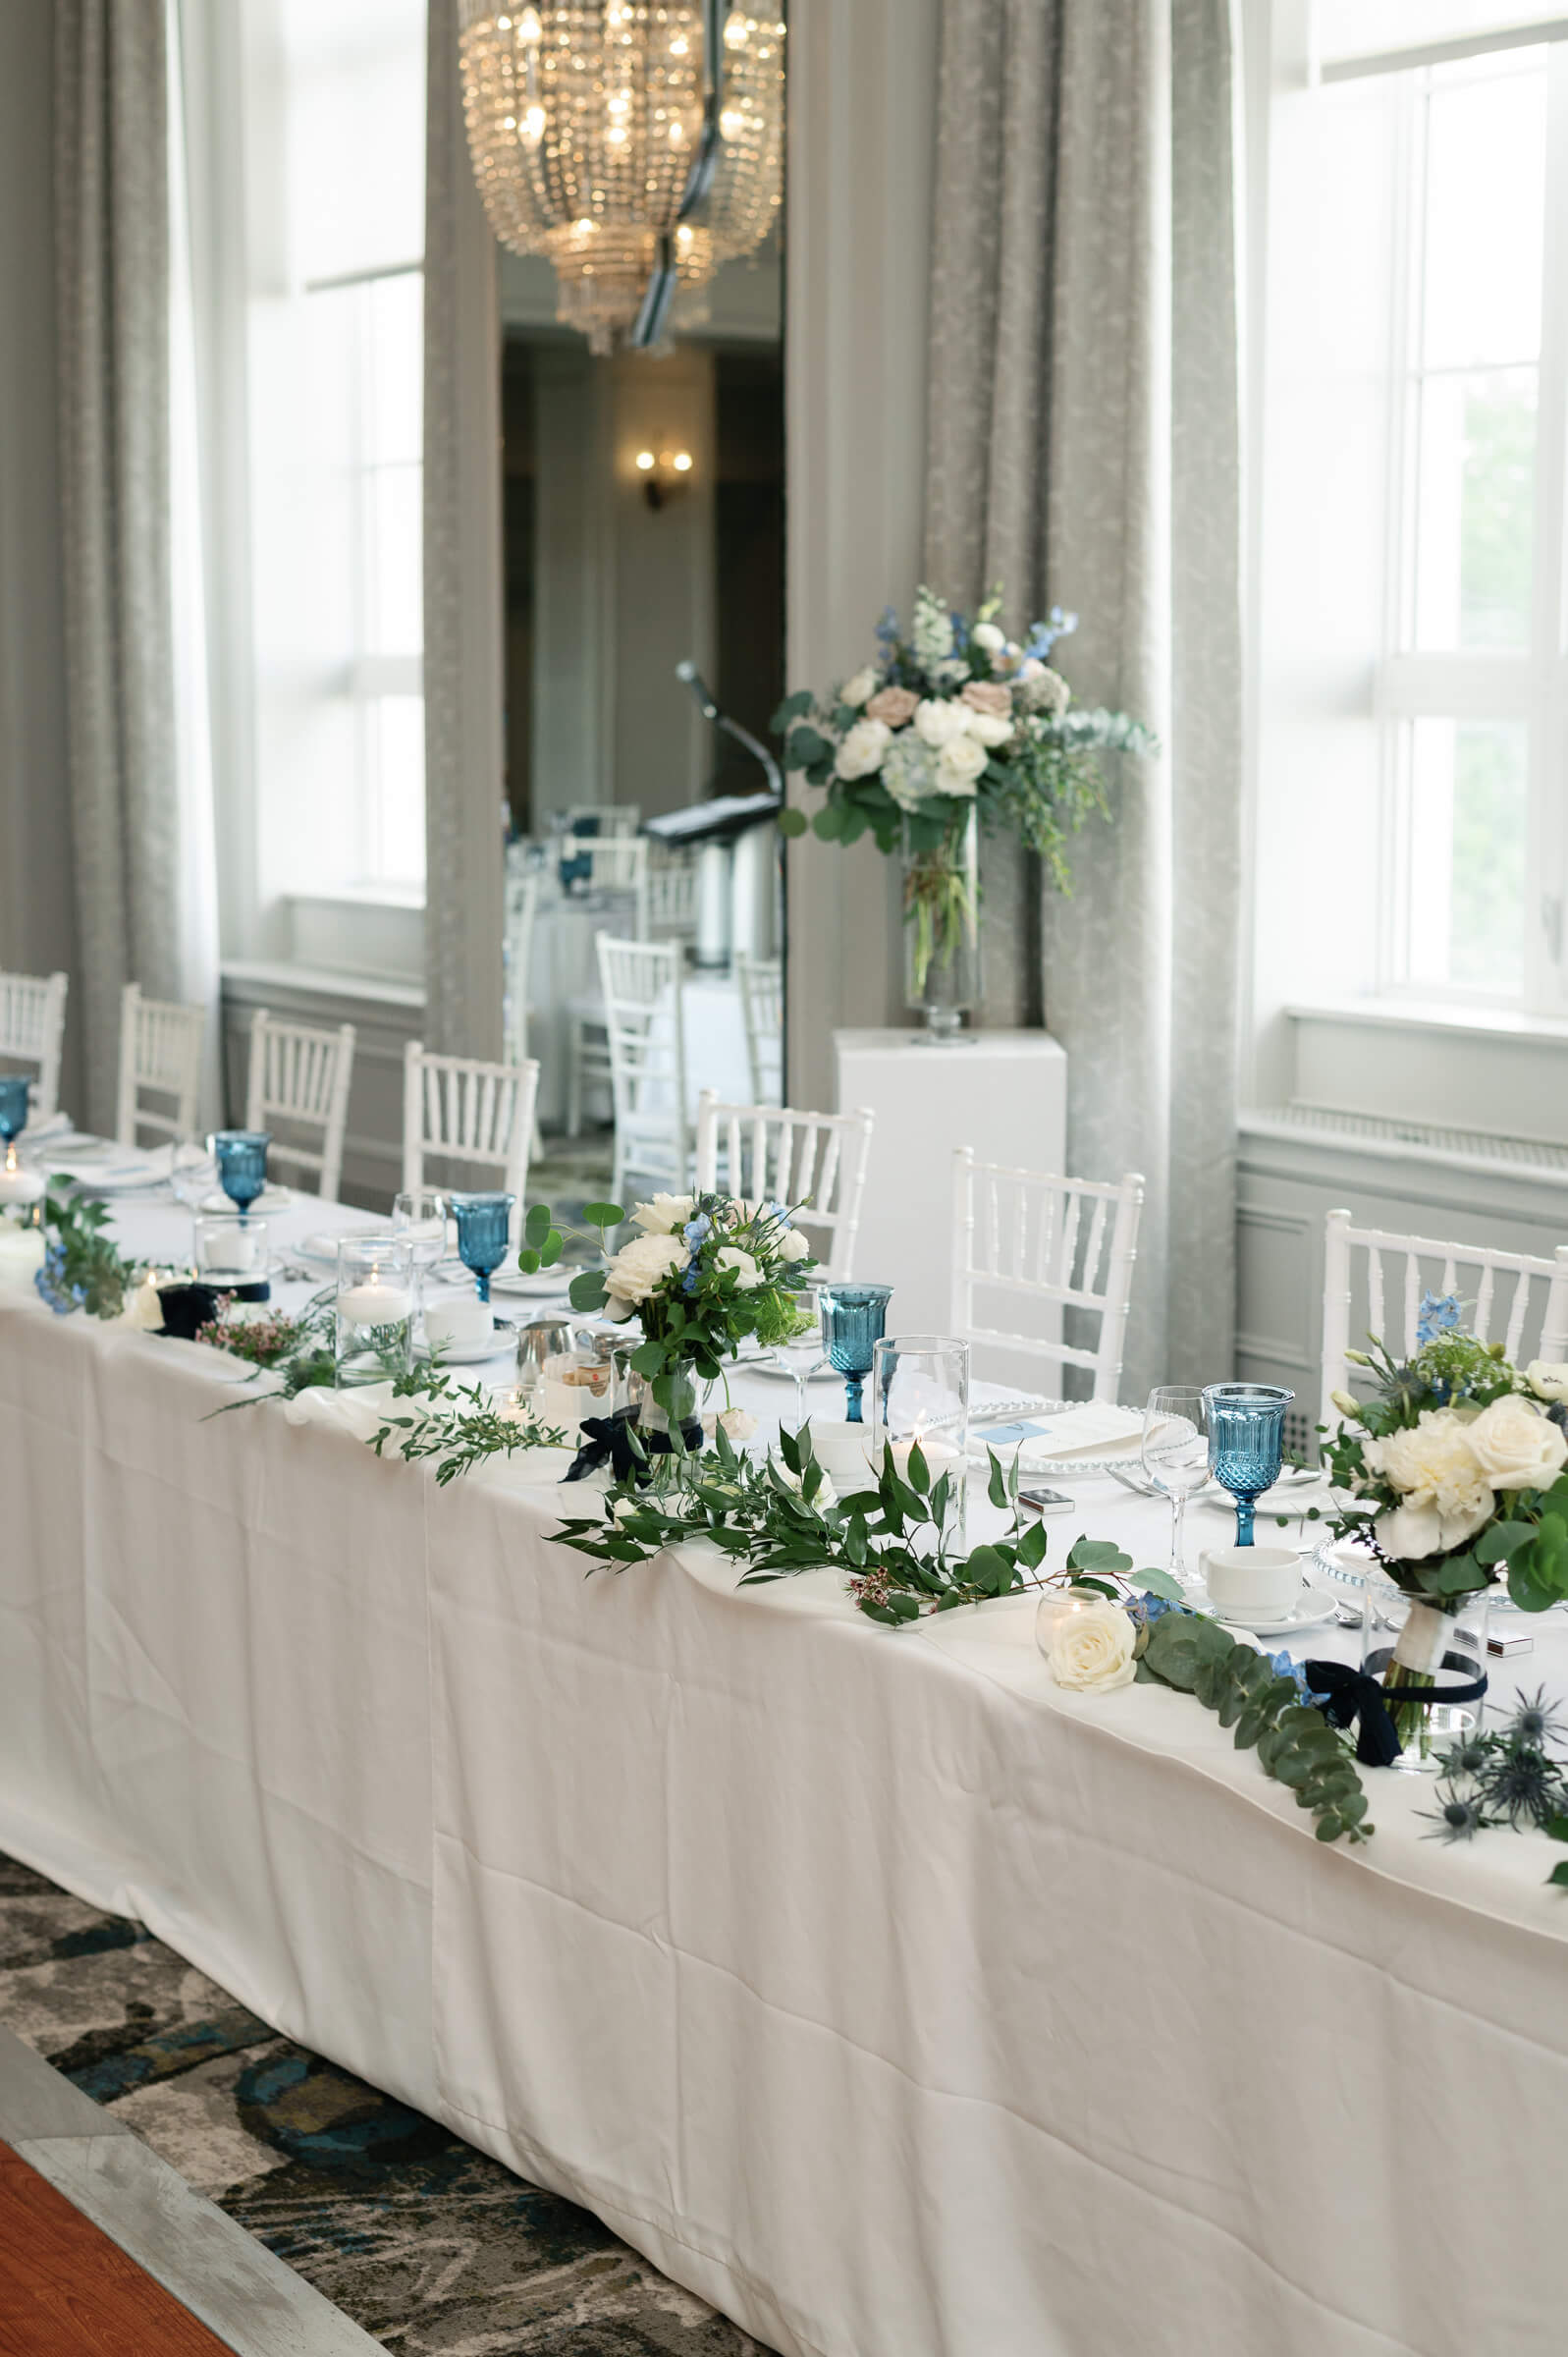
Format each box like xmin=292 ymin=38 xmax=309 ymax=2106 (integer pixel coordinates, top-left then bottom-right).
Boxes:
xmin=1048 ymin=1601 xmax=1138 ymax=1693
xmin=604 ymin=1232 xmax=688 ymax=1306
xmin=115 ymin=1272 xmax=165 ymax=1331
xmin=1361 ymin=1406 xmax=1493 ymax=1553
xmin=1525 ymin=1361 xmax=1568 ymax=1405
xmin=1464 ymin=1393 xmax=1568 ymax=1490
xmin=719 ymin=1407 xmax=758 ymax=1443
xmin=937 ymin=734 xmax=988 ymax=793
xmin=840 ymin=666 xmax=878 ymax=708
xmin=913 ymin=696 xmax=969 ymax=749
xmin=834 ymin=717 xmax=891 ymax=781
xmin=715 ymin=1246 xmax=763 ymax=1292
xmin=970 ymin=620 xmax=1006 ymax=653
xmin=630 ymin=1194 xmax=694 ymax=1235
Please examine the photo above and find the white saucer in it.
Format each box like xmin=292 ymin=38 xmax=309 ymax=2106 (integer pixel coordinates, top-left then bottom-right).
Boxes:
xmin=1208 ymin=1582 xmax=1338 ymax=1637
xmin=416 ymin=1316 xmax=514 ymax=1365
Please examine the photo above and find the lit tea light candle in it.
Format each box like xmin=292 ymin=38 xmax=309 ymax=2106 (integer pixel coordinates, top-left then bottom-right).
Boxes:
xmin=889 ymin=1424 xmax=963 ymax=1481
xmin=338 ymin=1277 xmax=413 ymax=1327
xmin=0 ymin=1158 xmax=45 ymax=1206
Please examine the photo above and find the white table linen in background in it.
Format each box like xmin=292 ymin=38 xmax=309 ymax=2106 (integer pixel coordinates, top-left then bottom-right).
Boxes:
xmin=0 ymin=1191 xmax=1566 ymax=2355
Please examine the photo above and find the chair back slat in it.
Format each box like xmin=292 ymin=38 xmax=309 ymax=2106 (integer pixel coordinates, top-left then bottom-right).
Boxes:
xmin=243 ymin=1010 xmax=355 ymax=1200
xmin=1320 ymin=1209 xmax=1568 ymax=1428
xmin=116 ymin=983 xmax=204 ymax=1147
xmin=403 ymin=1040 xmax=537 ymax=1217
xmin=693 ymin=1089 xmax=875 ymax=1282
xmin=950 ymin=1148 xmax=1146 ymax=1402
xmin=733 ymin=951 xmax=784 ymax=1106
xmin=0 ymin=969 xmax=69 ymax=1119
xmin=597 ymin=934 xmax=689 ymax=1202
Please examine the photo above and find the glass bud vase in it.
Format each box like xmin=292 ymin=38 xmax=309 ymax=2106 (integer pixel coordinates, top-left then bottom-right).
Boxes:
xmin=902 ymin=803 xmax=981 ymax=1040
xmin=637 ymin=1365 xmax=700 ymax=1452
xmin=1362 ymin=1581 xmax=1489 ymax=1773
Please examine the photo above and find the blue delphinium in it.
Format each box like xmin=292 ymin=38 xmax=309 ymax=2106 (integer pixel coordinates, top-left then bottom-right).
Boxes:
xmin=683 ymin=1215 xmax=711 ymax=1249
xmin=34 ymin=1241 xmax=83 ymax=1315
xmin=1265 ymin=1648 xmax=1327 ymax=1709
xmin=1416 ymin=1289 xmax=1462 ymax=1348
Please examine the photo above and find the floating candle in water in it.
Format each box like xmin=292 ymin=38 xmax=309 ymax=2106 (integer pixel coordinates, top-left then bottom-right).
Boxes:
xmin=199 ymin=1227 xmax=259 ymax=1275
xmin=338 ymin=1279 xmax=413 ymax=1328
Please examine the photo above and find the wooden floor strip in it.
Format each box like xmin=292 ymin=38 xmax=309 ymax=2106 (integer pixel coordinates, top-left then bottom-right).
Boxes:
xmin=0 ymin=2139 xmax=235 ymax=2357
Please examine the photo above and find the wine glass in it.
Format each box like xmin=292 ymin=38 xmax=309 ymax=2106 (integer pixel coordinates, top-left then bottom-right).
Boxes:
xmin=816 ymin=1283 xmax=892 ymax=1424
xmin=447 ymin=1190 xmax=515 ymax=1306
xmin=1202 ymin=1382 xmax=1294 ymax=1547
xmin=0 ymin=1075 xmax=29 ymax=1159
xmin=210 ymin=1129 xmax=270 ymax=1223
xmin=1141 ymin=1387 xmax=1211 ymax=1584
xmin=774 ymin=1288 xmax=826 ymax=1429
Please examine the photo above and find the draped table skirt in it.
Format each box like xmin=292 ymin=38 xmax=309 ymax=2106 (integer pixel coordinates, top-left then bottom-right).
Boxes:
xmin=3 ymin=1268 xmax=1568 ymax=2356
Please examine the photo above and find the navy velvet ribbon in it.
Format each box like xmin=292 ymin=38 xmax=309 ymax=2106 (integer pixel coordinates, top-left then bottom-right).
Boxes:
xmin=1304 ymin=1656 xmax=1489 ymax=1768
xmin=565 ymin=1405 xmax=705 ymax=1485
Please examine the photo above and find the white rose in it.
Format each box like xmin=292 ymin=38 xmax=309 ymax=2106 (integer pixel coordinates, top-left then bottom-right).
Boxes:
xmin=715 ymin=1245 xmax=763 ymax=1291
xmin=1329 ymin=1389 xmax=1362 ymax=1419
xmin=964 ymin=709 xmax=1014 ymax=747
xmin=719 ymin=1406 xmax=758 ymax=1443
xmin=777 ymin=1459 xmax=837 ymax=1508
xmin=603 ymin=1231 xmax=687 ymax=1305
xmin=970 ymin=620 xmax=1006 ymax=653
xmin=834 ymin=717 xmax=891 ymax=781
xmin=937 ymin=734 xmax=988 ymax=792
xmin=1464 ymin=1393 xmax=1568 ymax=1491
xmin=117 ymin=1272 xmax=165 ymax=1332
xmin=1015 ymin=664 xmax=1071 ymax=717
xmin=913 ymin=696 xmax=970 ymax=748
xmin=1048 ymin=1600 xmax=1138 ymax=1693
xmin=778 ymin=1230 xmax=811 ymax=1263
xmin=1526 ymin=1362 xmax=1568 ymax=1406
xmin=610 ymin=1496 xmax=641 ymax=1524
xmin=934 ymin=658 xmax=972 ymax=687
xmin=1361 ymin=1406 xmax=1492 ymax=1553
xmin=630 ymin=1193 xmax=693 ymax=1235
xmin=840 ymin=666 xmax=878 ymax=709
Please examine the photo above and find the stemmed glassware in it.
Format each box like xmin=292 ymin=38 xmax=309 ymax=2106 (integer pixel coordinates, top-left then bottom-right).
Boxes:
xmin=1202 ymin=1382 xmax=1294 ymax=1546
xmin=210 ymin=1130 xmax=271 ymax=1223
xmin=394 ymin=1187 xmax=448 ymax=1340
xmin=447 ymin=1190 xmax=515 ymax=1307
xmin=0 ymin=1076 xmax=29 ymax=1158
xmin=774 ymin=1286 xmax=826 ymax=1428
xmin=1141 ymin=1388 xmax=1211 ymax=1584
xmin=816 ymin=1283 xmax=893 ymax=1423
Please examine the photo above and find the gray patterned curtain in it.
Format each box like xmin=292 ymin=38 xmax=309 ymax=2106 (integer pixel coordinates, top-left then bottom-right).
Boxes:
xmin=423 ymin=0 xmax=505 ymax=1062
xmin=925 ymin=0 xmax=1243 ymax=1398
xmin=55 ymin=0 xmax=179 ymax=1134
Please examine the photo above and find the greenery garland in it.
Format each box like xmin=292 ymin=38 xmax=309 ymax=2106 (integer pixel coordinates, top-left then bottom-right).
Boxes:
xmin=33 ymin=1181 xmax=141 ymax=1318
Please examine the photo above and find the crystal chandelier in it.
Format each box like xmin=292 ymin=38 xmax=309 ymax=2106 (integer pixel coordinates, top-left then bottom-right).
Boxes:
xmin=458 ymin=4 xmax=784 ymax=356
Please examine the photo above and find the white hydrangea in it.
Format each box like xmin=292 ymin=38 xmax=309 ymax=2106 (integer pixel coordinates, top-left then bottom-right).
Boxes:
xmin=1362 ymin=1407 xmax=1493 ymax=1557
xmin=880 ymin=732 xmax=941 ymax=810
xmin=911 ymin=588 xmax=954 ymax=666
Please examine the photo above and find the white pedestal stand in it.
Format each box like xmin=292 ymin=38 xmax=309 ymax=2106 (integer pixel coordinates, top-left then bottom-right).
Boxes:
xmin=833 ymin=1028 xmax=1068 ymax=1341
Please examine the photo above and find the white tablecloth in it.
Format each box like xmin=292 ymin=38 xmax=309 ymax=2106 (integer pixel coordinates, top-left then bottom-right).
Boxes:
xmin=3 ymin=1191 xmax=1568 ymax=2355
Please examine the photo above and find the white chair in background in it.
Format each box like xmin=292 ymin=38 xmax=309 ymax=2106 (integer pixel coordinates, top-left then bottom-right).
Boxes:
xmin=402 ymin=1040 xmax=538 ymax=1215
xmin=645 ymin=845 xmax=700 ymax=952
xmin=696 ymin=1089 xmax=875 ymax=1282
xmin=116 ymin=983 xmax=204 ymax=1149
xmin=950 ymin=1147 xmax=1146 ymax=1401
xmin=597 ymin=933 xmax=688 ymax=1205
xmin=0 ymin=968 xmax=68 ymax=1120
xmin=558 ymin=803 xmax=641 ymax=838
xmin=244 ymin=1009 xmax=356 ymax=1202
xmin=503 ymin=866 xmax=541 ymax=1071
xmin=1320 ymin=1208 xmax=1568 ymax=1429
xmin=733 ymin=951 xmax=784 ymax=1105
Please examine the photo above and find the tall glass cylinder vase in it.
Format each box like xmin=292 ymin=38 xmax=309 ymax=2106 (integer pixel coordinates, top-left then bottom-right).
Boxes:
xmin=901 ymin=803 xmax=981 ymax=1040
xmin=1362 ymin=1581 xmax=1489 ymax=1773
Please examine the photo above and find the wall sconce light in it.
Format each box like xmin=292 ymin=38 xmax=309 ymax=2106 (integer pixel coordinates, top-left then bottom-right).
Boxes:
xmin=633 ymin=447 xmax=695 ymax=510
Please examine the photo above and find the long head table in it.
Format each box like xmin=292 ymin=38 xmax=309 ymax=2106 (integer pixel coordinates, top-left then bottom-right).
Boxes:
xmin=2 ymin=1189 xmax=1566 ymax=2355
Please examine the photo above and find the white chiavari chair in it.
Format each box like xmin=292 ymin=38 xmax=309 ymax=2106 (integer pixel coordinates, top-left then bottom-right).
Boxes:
xmin=0 ymin=968 xmax=68 ymax=1120
xmin=733 ymin=951 xmax=784 ymax=1105
xmin=645 ymin=845 xmax=700 ymax=952
xmin=597 ymin=933 xmax=688 ymax=1205
xmin=116 ymin=983 xmax=204 ymax=1148
xmin=695 ymin=1089 xmax=875 ymax=1281
xmin=244 ymin=1010 xmax=356 ymax=1202
xmin=950 ymin=1147 xmax=1146 ymax=1400
xmin=1320 ymin=1209 xmax=1568 ymax=1428
xmin=402 ymin=1041 xmax=538 ymax=1220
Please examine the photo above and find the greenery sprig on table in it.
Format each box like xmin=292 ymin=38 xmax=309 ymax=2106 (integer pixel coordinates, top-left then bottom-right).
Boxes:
xmin=33 ymin=1180 xmax=141 ymax=1318
xmin=367 ymin=1373 xmax=567 ymax=1486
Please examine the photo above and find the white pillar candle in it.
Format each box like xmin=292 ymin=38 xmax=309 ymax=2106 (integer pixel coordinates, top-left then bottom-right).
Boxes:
xmin=890 ymin=1433 xmax=963 ymax=1482
xmin=200 ymin=1228 xmax=259 ymax=1275
xmin=0 ymin=1165 xmax=45 ymax=1206
xmin=338 ymin=1281 xmax=413 ymax=1327
xmin=0 ymin=1223 xmax=45 ymax=1292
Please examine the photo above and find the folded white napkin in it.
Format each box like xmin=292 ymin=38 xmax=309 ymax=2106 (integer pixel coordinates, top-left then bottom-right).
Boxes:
xmin=969 ymin=1400 xmax=1149 ymax=1461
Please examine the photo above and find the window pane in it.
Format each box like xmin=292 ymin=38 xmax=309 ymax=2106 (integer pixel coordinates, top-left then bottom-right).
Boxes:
xmin=1413 ymin=368 xmax=1535 ymax=648
xmin=364 ymin=465 xmax=423 ymax=656
xmin=1318 ymin=3 xmax=1562 ymax=62
xmin=282 ymin=0 xmax=427 ymax=283
xmin=1408 ymin=718 xmax=1526 ymax=995
xmin=366 ymin=275 xmax=423 ymax=467
xmin=366 ymin=696 xmax=425 ymax=885
xmin=1422 ymin=59 xmax=1545 ymax=371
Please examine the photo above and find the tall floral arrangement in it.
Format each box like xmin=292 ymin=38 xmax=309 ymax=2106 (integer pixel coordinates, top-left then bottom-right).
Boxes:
xmin=1325 ymin=1295 xmax=1568 ymax=1749
xmin=773 ymin=587 xmax=1152 ymax=1007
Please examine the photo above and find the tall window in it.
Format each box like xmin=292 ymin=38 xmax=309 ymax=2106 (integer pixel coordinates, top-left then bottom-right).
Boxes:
xmin=243 ymin=0 xmax=427 ymax=900
xmin=1256 ymin=10 xmax=1568 ymax=1020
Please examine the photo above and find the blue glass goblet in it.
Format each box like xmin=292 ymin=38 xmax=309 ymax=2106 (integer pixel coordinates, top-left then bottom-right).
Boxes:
xmin=211 ymin=1129 xmax=271 ymax=1221
xmin=0 ymin=1075 xmax=29 ymax=1151
xmin=817 ymin=1283 xmax=893 ymax=1423
xmin=1202 ymin=1382 xmax=1294 ymax=1546
xmin=448 ymin=1190 xmax=515 ymax=1306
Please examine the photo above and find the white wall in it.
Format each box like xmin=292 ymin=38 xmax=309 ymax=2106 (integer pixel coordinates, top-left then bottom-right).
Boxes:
xmin=0 ymin=5 xmax=81 ymax=1100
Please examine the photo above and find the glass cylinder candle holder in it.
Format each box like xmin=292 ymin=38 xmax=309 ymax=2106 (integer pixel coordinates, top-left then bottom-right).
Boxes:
xmin=817 ymin=1282 xmax=893 ymax=1423
xmin=448 ymin=1190 xmax=515 ymax=1304
xmin=335 ymin=1236 xmax=414 ymax=1387
xmin=193 ymin=1213 xmax=271 ymax=1301
xmin=210 ymin=1129 xmax=271 ymax=1218
xmin=871 ymin=1336 xmax=970 ymax=1550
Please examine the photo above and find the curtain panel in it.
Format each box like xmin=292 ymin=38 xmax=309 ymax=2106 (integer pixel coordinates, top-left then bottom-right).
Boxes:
xmin=55 ymin=0 xmax=179 ymax=1134
xmin=925 ymin=0 xmax=1244 ymax=1398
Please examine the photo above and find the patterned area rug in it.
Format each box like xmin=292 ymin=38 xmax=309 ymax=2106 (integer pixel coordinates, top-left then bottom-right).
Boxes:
xmin=0 ymin=1852 xmax=772 ymax=2355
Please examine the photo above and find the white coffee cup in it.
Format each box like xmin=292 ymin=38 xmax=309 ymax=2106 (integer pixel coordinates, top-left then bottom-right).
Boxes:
xmin=1200 ymin=1544 xmax=1301 ymax=1621
xmin=799 ymin=1418 xmax=879 ymax=1490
